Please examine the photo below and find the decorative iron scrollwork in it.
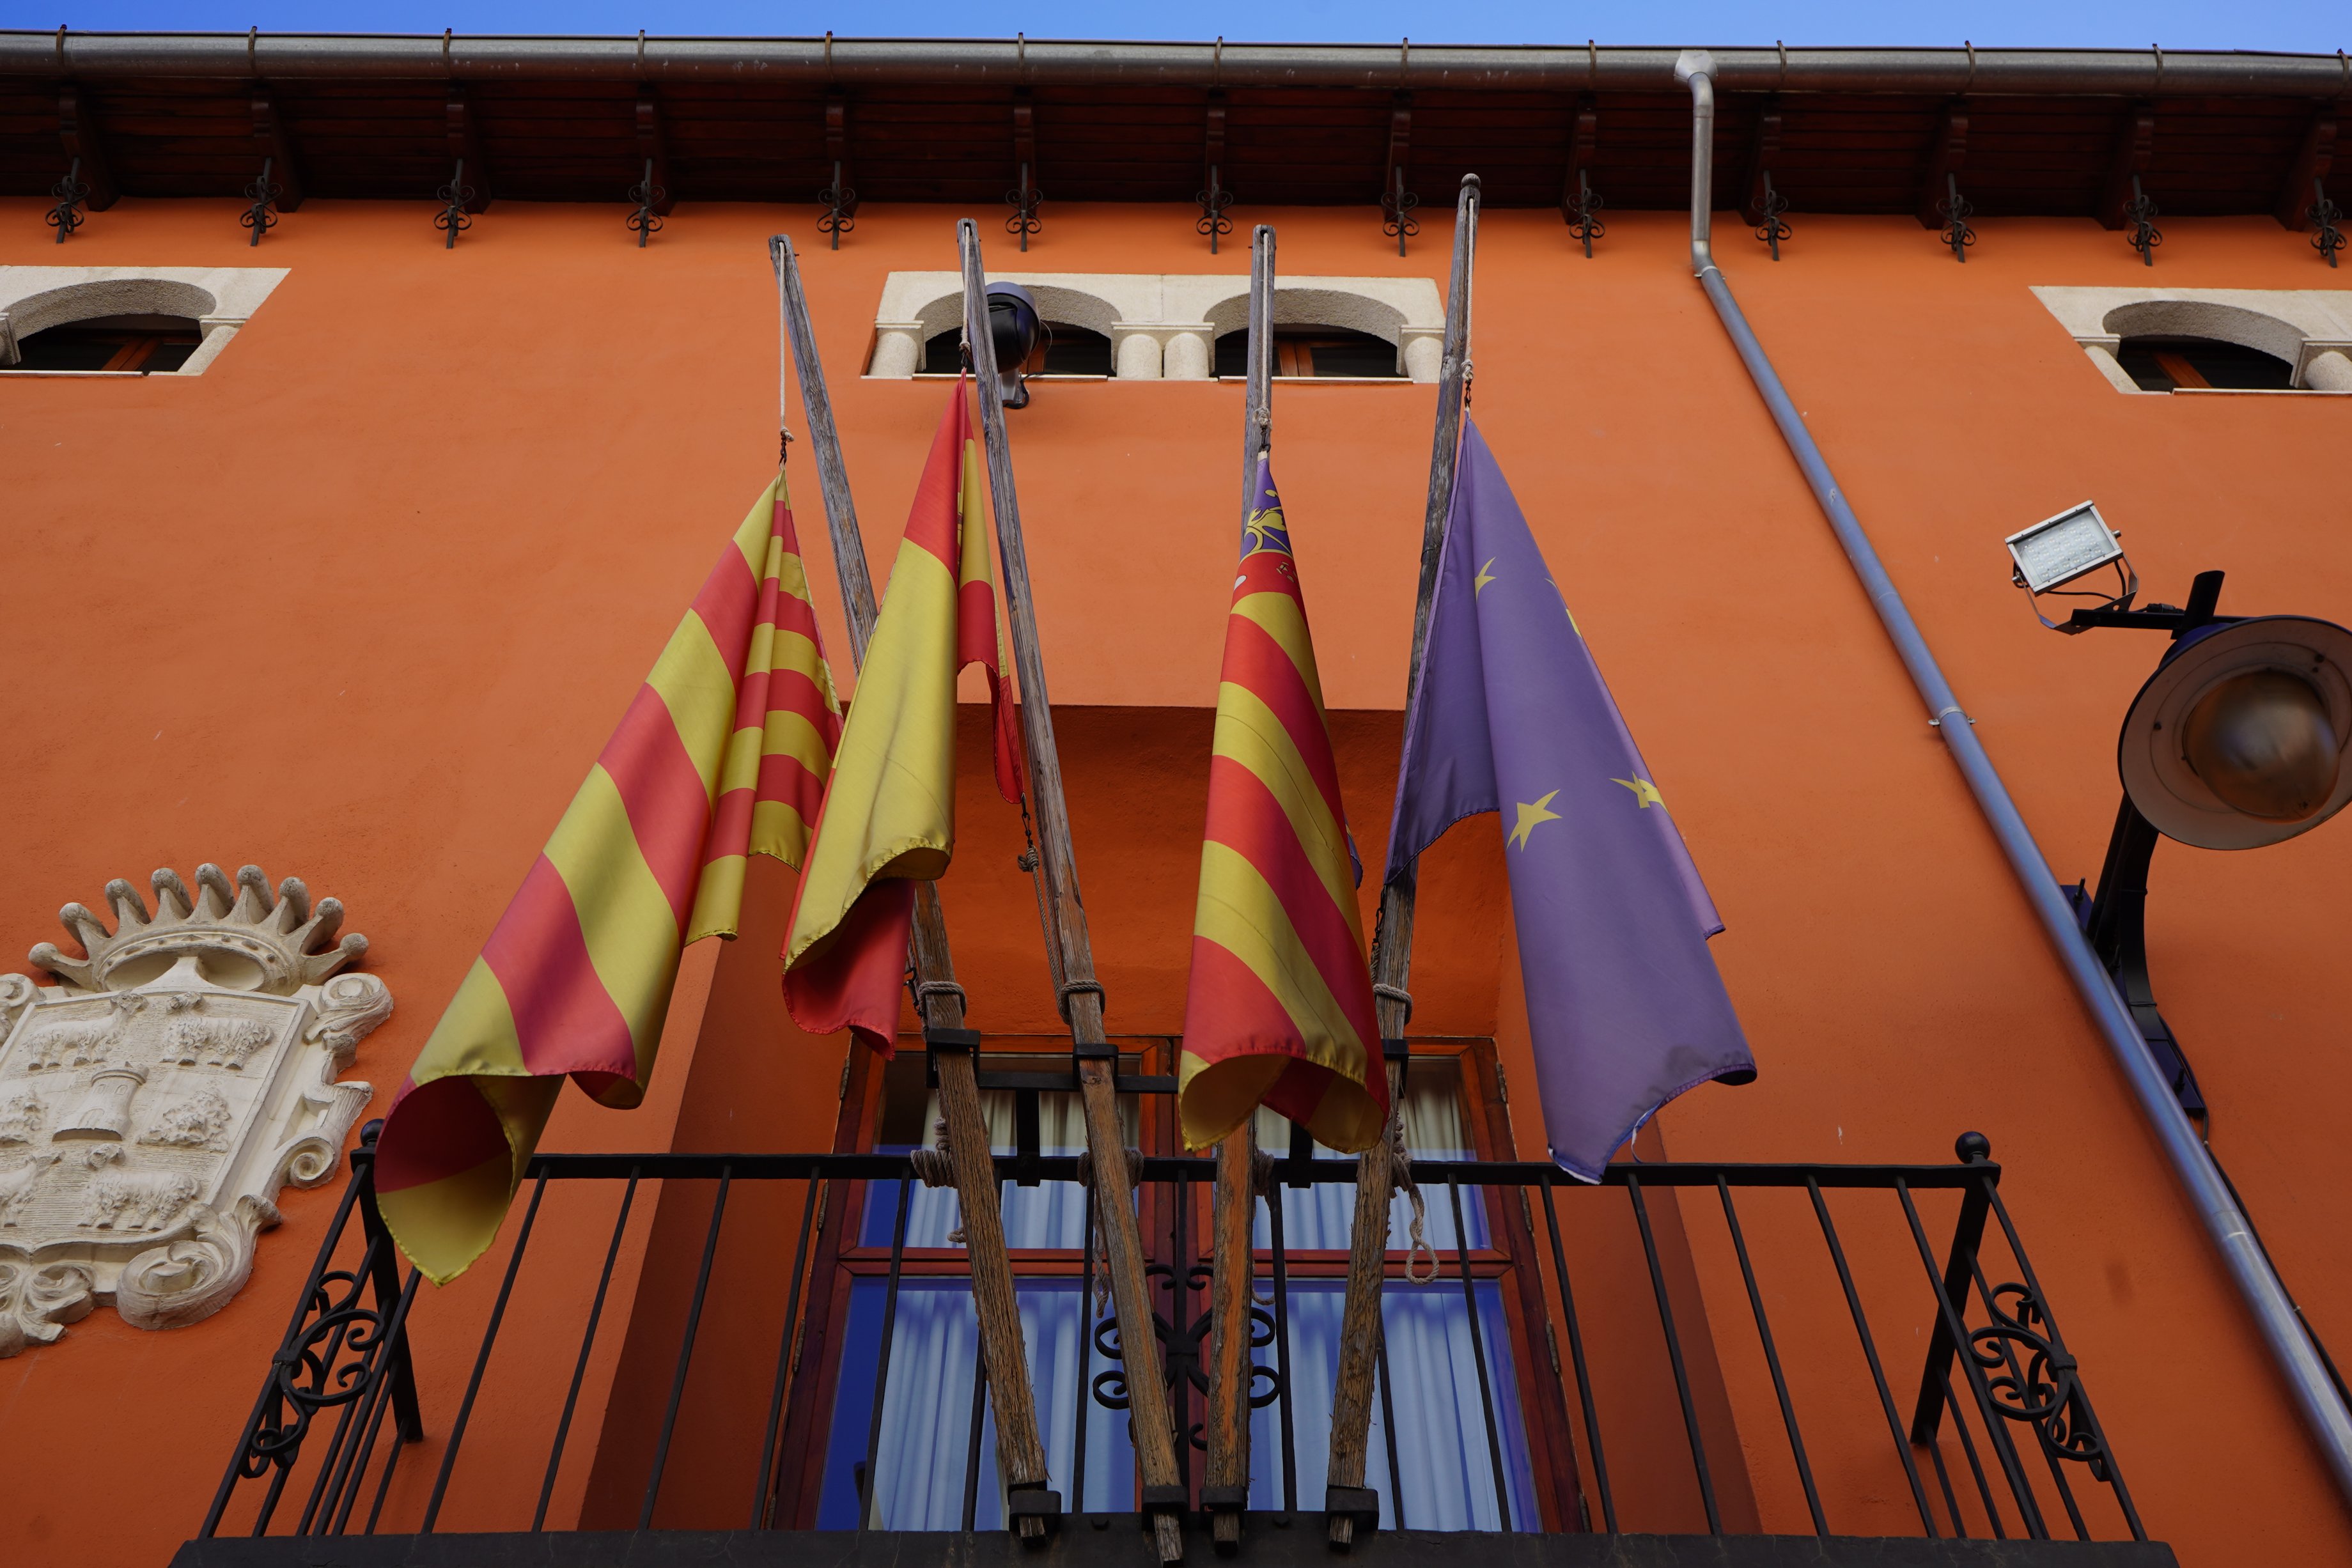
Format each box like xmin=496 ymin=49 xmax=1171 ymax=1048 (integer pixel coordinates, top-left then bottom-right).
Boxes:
xmin=627 ymin=158 xmax=664 ymax=248
xmin=1381 ymin=167 xmax=1420 ymax=257
xmin=46 ymin=157 xmax=88 ymax=245
xmin=818 ymin=160 xmax=857 ymax=250
xmin=1968 ymin=1280 xmax=2114 ymax=1482
xmin=2124 ymin=176 xmax=2161 ymax=267
xmin=240 ymin=157 xmax=281 ymax=247
xmin=1754 ymin=171 xmax=1791 ymax=261
xmin=1006 ymin=163 xmax=1043 ymax=252
xmin=1936 ymin=173 xmax=1977 ymax=263
xmin=1564 ymin=169 xmax=1605 ymax=260
xmin=1196 ymin=165 xmax=1233 ymax=254
xmin=2310 ymin=178 xmax=2344 ymax=270
xmin=238 ymin=1260 xmax=394 ymax=1476
xmin=1088 ymin=1259 xmax=1283 ymax=1447
xmin=434 ymin=159 xmax=474 ymax=250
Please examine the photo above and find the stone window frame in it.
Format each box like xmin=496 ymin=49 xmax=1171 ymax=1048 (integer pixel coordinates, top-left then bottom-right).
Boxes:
xmin=0 ymin=265 xmax=288 ymax=378
xmin=2032 ymin=285 xmax=2352 ymax=395
xmin=867 ymin=271 xmax=1445 ymax=384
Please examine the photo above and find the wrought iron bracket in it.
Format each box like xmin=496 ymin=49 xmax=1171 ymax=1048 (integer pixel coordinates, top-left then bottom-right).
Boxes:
xmin=434 ymin=159 xmax=475 ymax=248
xmin=1197 ymin=166 xmax=1234 ymax=254
xmin=45 ymin=155 xmax=88 ymax=244
xmin=1563 ymin=170 xmax=1605 ymax=258
xmin=2124 ymin=175 xmax=2163 ymax=266
xmin=1936 ymin=173 xmax=1977 ymax=262
xmin=240 ymin=156 xmax=281 ymax=246
xmin=2310 ymin=178 xmax=2346 ymax=268
xmin=818 ymin=161 xmax=857 ymax=249
xmin=627 ymin=158 xmax=666 ymax=247
xmin=1754 ymin=172 xmax=1792 ymax=260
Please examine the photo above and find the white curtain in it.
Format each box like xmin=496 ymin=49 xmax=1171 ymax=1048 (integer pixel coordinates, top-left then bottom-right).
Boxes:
xmin=1252 ymin=1063 xmax=1489 ymax=1251
xmin=822 ymin=1279 xmax=1137 ymax=1529
xmin=868 ymin=1090 xmax=1136 ymax=1250
xmin=1247 ymin=1280 xmax=1536 ymax=1529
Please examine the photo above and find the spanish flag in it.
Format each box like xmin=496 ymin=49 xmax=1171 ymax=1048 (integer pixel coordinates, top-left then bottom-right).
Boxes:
xmin=375 ymin=477 xmax=842 ymax=1284
xmin=781 ymin=382 xmax=1020 ymax=1054
xmin=1178 ymin=458 xmax=1388 ymax=1153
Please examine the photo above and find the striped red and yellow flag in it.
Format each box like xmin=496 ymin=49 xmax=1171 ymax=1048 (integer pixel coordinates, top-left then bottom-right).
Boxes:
xmin=781 ymin=380 xmax=1020 ymax=1055
xmin=373 ymin=477 xmax=841 ymax=1284
xmin=1178 ymin=458 xmax=1388 ymax=1153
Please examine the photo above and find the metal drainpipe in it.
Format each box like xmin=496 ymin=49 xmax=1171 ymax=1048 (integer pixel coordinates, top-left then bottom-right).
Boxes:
xmin=1671 ymin=46 xmax=2352 ymax=1510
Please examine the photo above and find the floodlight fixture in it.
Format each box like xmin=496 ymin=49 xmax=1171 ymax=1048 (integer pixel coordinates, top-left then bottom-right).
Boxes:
xmin=2006 ymin=501 xmax=2138 ymax=632
xmin=983 ymin=282 xmax=1040 ymax=410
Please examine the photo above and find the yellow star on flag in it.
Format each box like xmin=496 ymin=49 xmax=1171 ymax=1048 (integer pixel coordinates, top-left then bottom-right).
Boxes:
xmin=1474 ymin=557 xmax=1497 ymax=596
xmin=1509 ymin=789 xmax=1563 ymax=849
xmin=1613 ymin=777 xmax=1665 ymax=809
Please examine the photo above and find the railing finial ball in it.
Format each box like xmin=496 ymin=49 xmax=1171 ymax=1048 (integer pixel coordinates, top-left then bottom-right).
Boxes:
xmin=361 ymin=1117 xmax=385 ymax=1145
xmin=1956 ymin=1130 xmax=1991 ymax=1163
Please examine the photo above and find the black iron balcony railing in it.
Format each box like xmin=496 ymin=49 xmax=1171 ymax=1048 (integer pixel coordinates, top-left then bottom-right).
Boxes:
xmin=171 ymin=1129 xmax=2174 ymax=1567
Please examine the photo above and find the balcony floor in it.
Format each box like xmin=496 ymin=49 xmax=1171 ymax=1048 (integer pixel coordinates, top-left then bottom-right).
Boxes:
xmin=171 ymin=1519 xmax=2179 ymax=1568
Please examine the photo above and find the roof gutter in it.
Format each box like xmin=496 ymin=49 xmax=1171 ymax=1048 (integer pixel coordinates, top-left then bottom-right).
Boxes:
xmin=3 ymin=30 xmax=2350 ymax=95
xmin=1671 ymin=43 xmax=2352 ymax=1514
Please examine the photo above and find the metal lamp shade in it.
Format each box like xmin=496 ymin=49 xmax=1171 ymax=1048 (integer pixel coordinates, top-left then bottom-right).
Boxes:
xmin=2118 ymin=615 xmax=2352 ymax=850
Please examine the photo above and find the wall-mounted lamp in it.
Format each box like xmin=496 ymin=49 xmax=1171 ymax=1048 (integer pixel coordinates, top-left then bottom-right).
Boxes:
xmin=2037 ymin=555 xmax=2352 ymax=1124
xmin=2007 ymin=500 xmax=2137 ymax=632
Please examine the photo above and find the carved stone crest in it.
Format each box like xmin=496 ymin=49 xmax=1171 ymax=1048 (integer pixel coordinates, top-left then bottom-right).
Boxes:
xmin=0 ymin=865 xmax=389 ymax=1355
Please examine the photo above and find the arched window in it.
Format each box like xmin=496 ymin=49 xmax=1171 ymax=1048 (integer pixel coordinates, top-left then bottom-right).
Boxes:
xmin=919 ymin=322 xmax=1114 ymax=377
xmin=0 ymin=313 xmax=203 ymax=375
xmin=1213 ymin=327 xmax=1400 ymax=380
xmin=2115 ymin=336 xmax=2295 ymax=392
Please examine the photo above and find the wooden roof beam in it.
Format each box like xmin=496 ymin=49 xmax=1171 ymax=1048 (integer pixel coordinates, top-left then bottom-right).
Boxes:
xmin=58 ymin=84 xmax=118 ymax=210
xmin=1559 ymin=91 xmax=1598 ymax=221
xmin=1915 ymin=100 xmax=1966 ymax=228
xmin=252 ymin=90 xmax=305 ymax=211
xmin=2098 ymin=102 xmax=2157 ymax=230
xmin=635 ymin=88 xmax=674 ymax=215
xmin=1008 ymin=90 xmax=1040 ymax=249
xmin=1738 ymin=93 xmax=1783 ymax=226
xmin=2276 ymin=110 xmax=2338 ymax=229
xmin=446 ymin=84 xmax=491 ymax=212
xmin=1381 ymin=92 xmax=1417 ymax=254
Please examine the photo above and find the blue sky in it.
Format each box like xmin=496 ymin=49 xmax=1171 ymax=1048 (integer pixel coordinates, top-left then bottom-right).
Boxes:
xmin=11 ymin=2 xmax=2345 ymax=53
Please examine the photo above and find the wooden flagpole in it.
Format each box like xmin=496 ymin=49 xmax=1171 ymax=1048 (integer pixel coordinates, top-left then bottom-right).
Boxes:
xmin=956 ymin=220 xmax=1188 ymax=1564
xmin=1323 ymin=173 xmax=1481 ymax=1549
xmin=770 ymin=235 xmax=1054 ymax=1539
xmin=1202 ymin=222 xmax=1281 ymax=1553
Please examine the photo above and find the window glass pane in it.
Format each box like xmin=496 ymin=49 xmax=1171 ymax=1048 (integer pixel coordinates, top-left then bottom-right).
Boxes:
xmin=1304 ymin=335 xmax=1399 ymax=378
xmin=818 ymin=1279 xmax=1136 ymax=1526
xmin=1038 ymin=325 xmax=1111 ymax=375
xmin=1245 ymin=1279 xmax=1536 ymax=1528
xmin=1252 ymin=1057 xmax=1486 ymax=1250
xmin=2115 ymin=336 xmax=2293 ymax=392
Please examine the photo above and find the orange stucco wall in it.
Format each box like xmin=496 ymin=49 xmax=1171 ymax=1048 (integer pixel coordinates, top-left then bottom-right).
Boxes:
xmin=3 ymin=192 xmax=2350 ymax=1565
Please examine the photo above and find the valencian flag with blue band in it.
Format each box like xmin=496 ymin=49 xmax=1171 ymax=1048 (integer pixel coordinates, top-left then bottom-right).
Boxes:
xmin=1387 ymin=423 xmax=1754 ymax=1179
xmin=1179 ymin=458 xmax=1389 ymax=1154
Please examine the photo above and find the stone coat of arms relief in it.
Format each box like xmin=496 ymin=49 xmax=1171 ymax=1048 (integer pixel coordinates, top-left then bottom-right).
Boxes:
xmin=0 ymin=864 xmax=390 ymax=1355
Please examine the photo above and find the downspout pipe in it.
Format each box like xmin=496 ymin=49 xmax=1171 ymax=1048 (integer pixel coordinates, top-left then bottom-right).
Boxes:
xmin=1671 ymin=46 xmax=2352 ymax=1511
